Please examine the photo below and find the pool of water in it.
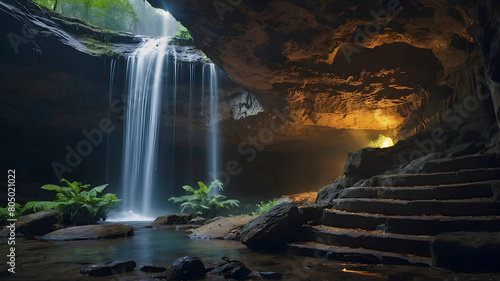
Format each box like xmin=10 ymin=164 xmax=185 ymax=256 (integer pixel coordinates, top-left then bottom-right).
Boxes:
xmin=1 ymin=222 xmax=499 ymax=281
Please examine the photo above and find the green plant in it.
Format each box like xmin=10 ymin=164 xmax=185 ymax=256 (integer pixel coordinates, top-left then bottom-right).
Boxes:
xmin=169 ymin=180 xmax=240 ymax=219
xmin=22 ymin=179 xmax=120 ymax=224
xmin=252 ymin=199 xmax=283 ymax=215
xmin=0 ymin=203 xmax=21 ymax=225
xmin=368 ymin=134 xmax=393 ymax=148
xmin=174 ymin=24 xmax=192 ymax=40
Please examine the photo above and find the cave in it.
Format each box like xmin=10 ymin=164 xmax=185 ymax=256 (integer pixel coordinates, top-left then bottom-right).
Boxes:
xmin=1 ymin=0 xmax=500 ymax=279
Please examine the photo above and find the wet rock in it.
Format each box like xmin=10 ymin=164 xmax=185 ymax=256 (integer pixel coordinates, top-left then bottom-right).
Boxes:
xmin=153 ymin=213 xmax=192 ymax=225
xmin=252 ymin=271 xmax=284 ymax=279
xmin=140 ymin=265 xmax=166 ymax=273
xmin=210 ymin=260 xmax=251 ymax=280
xmin=165 ymin=256 xmax=205 ymax=280
xmin=40 ymin=223 xmax=134 ymax=241
xmin=447 ymin=142 xmax=480 ymax=158
xmin=240 ymin=203 xmax=304 ymax=251
xmin=430 ymin=232 xmax=500 ymax=272
xmin=80 ymin=260 xmax=136 ymax=276
xmin=0 ymin=210 xmax=62 ymax=237
xmin=399 ymin=152 xmax=439 ymax=174
xmin=189 ymin=216 xmax=258 ymax=240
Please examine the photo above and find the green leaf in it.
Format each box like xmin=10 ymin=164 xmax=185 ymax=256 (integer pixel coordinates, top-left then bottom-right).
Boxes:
xmin=89 ymin=184 xmax=108 ymax=196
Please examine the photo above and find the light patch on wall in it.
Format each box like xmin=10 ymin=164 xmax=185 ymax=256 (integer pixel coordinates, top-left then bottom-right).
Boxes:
xmin=228 ymin=90 xmax=264 ymax=120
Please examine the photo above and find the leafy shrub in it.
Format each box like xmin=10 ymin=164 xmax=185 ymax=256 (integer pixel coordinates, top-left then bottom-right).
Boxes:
xmin=169 ymin=180 xmax=240 ymax=219
xmin=174 ymin=24 xmax=192 ymax=40
xmin=22 ymin=179 xmax=120 ymax=224
xmin=252 ymin=199 xmax=283 ymax=215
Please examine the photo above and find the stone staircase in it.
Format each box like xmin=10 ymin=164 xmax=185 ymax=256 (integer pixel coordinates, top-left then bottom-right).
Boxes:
xmin=288 ymin=153 xmax=500 ymax=266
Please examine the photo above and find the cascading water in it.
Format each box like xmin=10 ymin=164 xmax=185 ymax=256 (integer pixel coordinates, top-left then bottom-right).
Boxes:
xmin=113 ymin=12 xmax=224 ymax=219
xmin=207 ymin=64 xmax=220 ymax=186
xmin=121 ymin=37 xmax=169 ymax=218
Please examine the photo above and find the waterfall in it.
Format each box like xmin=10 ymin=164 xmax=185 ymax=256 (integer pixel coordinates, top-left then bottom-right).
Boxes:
xmin=207 ymin=64 xmax=220 ymax=185
xmin=121 ymin=37 xmax=169 ymax=217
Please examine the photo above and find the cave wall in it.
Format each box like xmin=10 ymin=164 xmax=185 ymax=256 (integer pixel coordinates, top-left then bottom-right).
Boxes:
xmin=149 ymin=0 xmax=499 ymax=138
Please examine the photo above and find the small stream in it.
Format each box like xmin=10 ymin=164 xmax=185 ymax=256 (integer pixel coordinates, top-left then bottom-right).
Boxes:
xmin=1 ymin=222 xmax=497 ymax=281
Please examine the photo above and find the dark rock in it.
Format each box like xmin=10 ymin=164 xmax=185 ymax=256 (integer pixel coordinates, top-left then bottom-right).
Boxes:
xmin=344 ymin=147 xmax=393 ymax=179
xmin=140 ymin=265 xmax=166 ymax=273
xmin=493 ymin=181 xmax=500 ymax=201
xmin=40 ymin=223 xmax=134 ymax=241
xmin=430 ymin=232 xmax=500 ymax=272
xmin=399 ymin=152 xmax=439 ymax=174
xmin=240 ymin=203 xmax=304 ymax=251
xmin=80 ymin=260 xmax=136 ymax=276
xmin=448 ymin=142 xmax=480 ymax=158
xmin=298 ymin=203 xmax=329 ymax=221
xmin=316 ymin=176 xmax=348 ymax=203
xmin=210 ymin=261 xmax=251 ymax=280
xmin=153 ymin=214 xmax=193 ymax=225
xmin=0 ymin=210 xmax=62 ymax=237
xmin=165 ymin=256 xmax=205 ymax=280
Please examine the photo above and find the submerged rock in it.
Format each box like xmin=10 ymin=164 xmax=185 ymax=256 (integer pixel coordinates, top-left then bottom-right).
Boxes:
xmin=153 ymin=213 xmax=192 ymax=225
xmin=210 ymin=260 xmax=251 ymax=280
xmin=165 ymin=256 xmax=205 ymax=280
xmin=189 ymin=216 xmax=258 ymax=240
xmin=40 ymin=223 xmax=134 ymax=241
xmin=240 ymin=203 xmax=304 ymax=251
xmin=0 ymin=210 xmax=62 ymax=237
xmin=140 ymin=265 xmax=166 ymax=273
xmin=430 ymin=232 xmax=500 ymax=272
xmin=80 ymin=260 xmax=136 ymax=276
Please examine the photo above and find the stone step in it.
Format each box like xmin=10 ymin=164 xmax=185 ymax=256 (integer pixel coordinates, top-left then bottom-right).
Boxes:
xmin=339 ymin=181 xmax=496 ymax=200
xmin=423 ymin=153 xmax=500 ymax=173
xmin=370 ymin=168 xmax=500 ymax=187
xmin=302 ymin=225 xmax=432 ymax=257
xmin=287 ymin=241 xmax=430 ymax=266
xmin=322 ymin=209 xmax=500 ymax=235
xmin=330 ymin=198 xmax=500 ymax=216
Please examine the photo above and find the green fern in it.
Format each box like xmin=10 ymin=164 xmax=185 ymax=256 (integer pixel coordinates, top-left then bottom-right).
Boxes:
xmin=252 ymin=199 xmax=283 ymax=215
xmin=169 ymin=180 xmax=240 ymax=219
xmin=22 ymin=179 xmax=120 ymax=224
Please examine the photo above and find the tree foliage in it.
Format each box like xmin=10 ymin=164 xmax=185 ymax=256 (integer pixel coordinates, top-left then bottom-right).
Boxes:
xmin=169 ymin=180 xmax=240 ymax=219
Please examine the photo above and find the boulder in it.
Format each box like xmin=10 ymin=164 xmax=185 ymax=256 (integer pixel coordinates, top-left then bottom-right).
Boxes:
xmin=430 ymin=232 xmax=500 ymax=272
xmin=80 ymin=260 xmax=136 ymax=276
xmin=240 ymin=203 xmax=304 ymax=251
xmin=0 ymin=210 xmax=62 ymax=237
xmin=165 ymin=256 xmax=205 ymax=280
xmin=210 ymin=261 xmax=251 ymax=280
xmin=40 ymin=223 xmax=134 ymax=241
xmin=344 ymin=147 xmax=393 ymax=179
xmin=153 ymin=213 xmax=192 ymax=225
xmin=189 ymin=216 xmax=258 ymax=240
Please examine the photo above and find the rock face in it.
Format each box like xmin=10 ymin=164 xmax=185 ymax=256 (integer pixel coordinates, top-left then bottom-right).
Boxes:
xmin=1 ymin=210 xmax=62 ymax=236
xmin=189 ymin=216 xmax=258 ymax=240
xmin=149 ymin=0 xmax=500 ymax=137
xmin=240 ymin=203 xmax=304 ymax=251
xmin=80 ymin=261 xmax=136 ymax=277
xmin=343 ymin=148 xmax=393 ymax=179
xmin=430 ymin=232 xmax=500 ymax=273
xmin=40 ymin=223 xmax=134 ymax=241
xmin=166 ymin=256 xmax=205 ymax=280
xmin=153 ymin=213 xmax=193 ymax=225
